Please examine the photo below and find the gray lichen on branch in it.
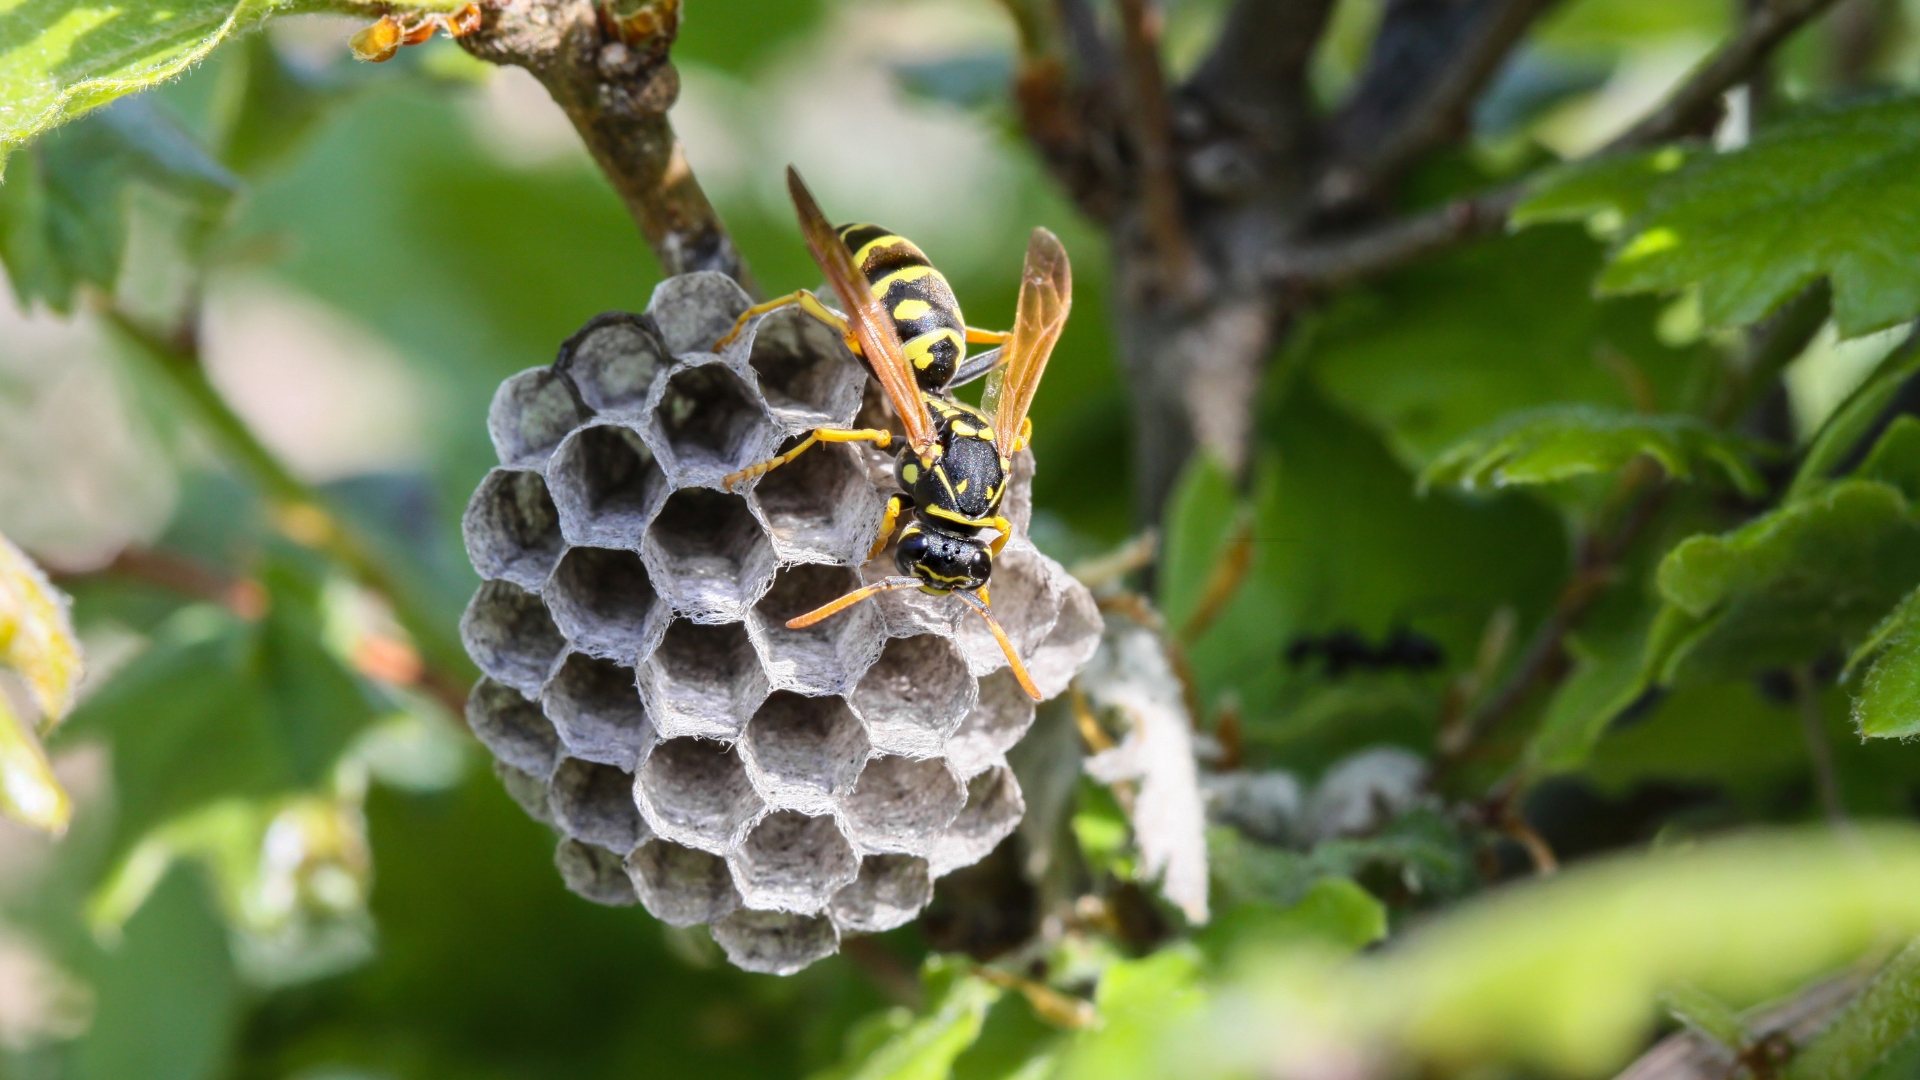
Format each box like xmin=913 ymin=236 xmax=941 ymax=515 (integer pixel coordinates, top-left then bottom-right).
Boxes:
xmin=459 ymin=0 xmax=756 ymax=292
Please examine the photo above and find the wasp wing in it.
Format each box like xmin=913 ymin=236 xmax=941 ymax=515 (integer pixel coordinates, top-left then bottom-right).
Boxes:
xmin=786 ymin=167 xmax=936 ymax=455
xmin=986 ymin=227 xmax=1071 ymax=458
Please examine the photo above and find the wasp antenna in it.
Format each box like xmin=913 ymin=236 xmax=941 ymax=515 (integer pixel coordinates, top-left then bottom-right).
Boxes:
xmin=955 ymin=590 xmax=1042 ymax=700
xmin=786 ymin=577 xmax=921 ymax=629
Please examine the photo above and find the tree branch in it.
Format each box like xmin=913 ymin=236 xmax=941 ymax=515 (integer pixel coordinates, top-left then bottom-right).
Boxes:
xmin=1178 ymin=0 xmax=1335 ymax=195
xmin=1116 ymin=0 xmax=1196 ymax=294
xmin=460 ymin=0 xmax=756 ymax=291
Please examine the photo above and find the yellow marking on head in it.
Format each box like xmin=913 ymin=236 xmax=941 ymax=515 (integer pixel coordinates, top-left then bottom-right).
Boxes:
xmin=893 ymin=298 xmax=933 ymax=321
xmin=904 ymin=328 xmax=963 ymax=371
xmin=951 ymin=421 xmax=978 ymax=438
xmin=902 ymin=462 xmax=920 ymax=484
xmin=870 ymin=264 xmax=936 ymax=297
xmin=956 ymin=478 xmax=970 ymax=494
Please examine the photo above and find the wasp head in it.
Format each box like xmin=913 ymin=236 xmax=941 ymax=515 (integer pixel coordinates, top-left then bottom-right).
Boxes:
xmin=896 ymin=525 xmax=991 ymax=592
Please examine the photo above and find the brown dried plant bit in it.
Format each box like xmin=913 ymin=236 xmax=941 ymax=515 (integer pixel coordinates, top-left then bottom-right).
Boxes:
xmin=447 ymin=2 xmax=483 ymax=37
xmin=399 ymin=15 xmax=440 ymax=46
xmin=349 ymin=15 xmax=403 ymax=62
xmin=0 ymin=533 xmax=81 ymax=728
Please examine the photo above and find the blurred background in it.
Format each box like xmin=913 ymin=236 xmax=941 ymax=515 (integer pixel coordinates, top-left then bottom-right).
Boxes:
xmin=9 ymin=0 xmax=1920 ymax=1076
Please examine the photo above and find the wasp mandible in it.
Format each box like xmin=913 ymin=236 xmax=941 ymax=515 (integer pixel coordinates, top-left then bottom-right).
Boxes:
xmin=715 ymin=167 xmax=1072 ymax=700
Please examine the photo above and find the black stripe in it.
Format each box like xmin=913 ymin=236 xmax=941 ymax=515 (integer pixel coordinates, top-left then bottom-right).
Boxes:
xmin=836 ymin=224 xmax=895 ymax=254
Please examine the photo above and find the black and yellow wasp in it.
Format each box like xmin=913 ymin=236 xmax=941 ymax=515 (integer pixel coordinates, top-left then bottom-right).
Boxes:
xmin=715 ymin=167 xmax=1071 ymax=700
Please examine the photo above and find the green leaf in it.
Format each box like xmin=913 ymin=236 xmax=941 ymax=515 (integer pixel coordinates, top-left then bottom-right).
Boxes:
xmin=1788 ymin=937 xmax=1920 ymax=1080
xmin=1649 ymin=480 xmax=1920 ymax=683
xmin=1054 ymin=948 xmax=1207 ymax=1080
xmin=1157 ymin=451 xmax=1243 ymax=634
xmin=209 ymin=31 xmax=360 ymax=179
xmin=1846 ymin=585 xmax=1920 ymax=739
xmin=1521 ymin=619 xmax=1653 ymax=777
xmin=1513 ymin=145 xmax=1697 ymax=237
xmin=1660 ymin=983 xmax=1748 ymax=1049
xmin=0 ymin=0 xmax=464 ymax=160
xmin=1420 ymin=405 xmax=1766 ymax=497
xmin=816 ymin=959 xmax=1003 ymax=1080
xmin=1198 ymin=876 xmax=1387 ymax=969
xmin=0 ymin=97 xmax=238 ymax=311
xmin=1857 ymin=416 xmax=1920 ymax=504
xmin=1592 ymin=98 xmax=1920 ymax=336
xmin=1791 ymin=342 xmax=1920 ymax=500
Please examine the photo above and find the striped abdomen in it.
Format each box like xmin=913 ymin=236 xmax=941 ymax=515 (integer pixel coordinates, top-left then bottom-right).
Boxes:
xmin=836 ymin=223 xmax=965 ymax=391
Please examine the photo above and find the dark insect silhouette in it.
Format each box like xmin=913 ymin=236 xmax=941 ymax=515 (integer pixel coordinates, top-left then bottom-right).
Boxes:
xmin=1285 ymin=627 xmax=1445 ymax=679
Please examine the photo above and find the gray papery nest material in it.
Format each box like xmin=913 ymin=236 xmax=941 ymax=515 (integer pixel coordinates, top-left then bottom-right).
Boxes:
xmin=459 ymin=272 xmax=1101 ymax=974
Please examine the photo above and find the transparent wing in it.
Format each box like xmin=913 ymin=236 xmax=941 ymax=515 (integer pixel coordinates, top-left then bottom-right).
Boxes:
xmin=987 ymin=227 xmax=1071 ymax=457
xmin=786 ymin=167 xmax=935 ymax=454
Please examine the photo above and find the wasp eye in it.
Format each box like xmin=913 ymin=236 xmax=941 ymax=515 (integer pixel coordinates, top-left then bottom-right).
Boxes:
xmin=895 ymin=530 xmax=930 ymax=575
xmin=968 ymin=546 xmax=994 ymax=583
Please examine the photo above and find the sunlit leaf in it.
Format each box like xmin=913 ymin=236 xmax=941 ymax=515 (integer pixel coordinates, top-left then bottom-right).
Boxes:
xmin=1788 ymin=937 xmax=1920 ymax=1080
xmin=1513 ymin=145 xmax=1696 ymax=238
xmin=1792 ymin=343 xmax=1920 ymax=500
xmin=1846 ymin=586 xmax=1920 ymax=739
xmin=1420 ymin=406 xmax=1766 ymax=497
xmin=1582 ymin=98 xmax=1920 ymax=336
xmin=817 ymin=959 xmax=1002 ymax=1080
xmin=0 ymin=531 xmax=81 ymax=725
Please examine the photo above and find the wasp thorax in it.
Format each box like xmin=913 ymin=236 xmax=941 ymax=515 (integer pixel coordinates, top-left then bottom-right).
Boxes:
xmin=459 ymin=272 xmax=1100 ymax=975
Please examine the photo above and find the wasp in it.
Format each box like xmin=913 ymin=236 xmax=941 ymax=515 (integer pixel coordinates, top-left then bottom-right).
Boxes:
xmin=715 ymin=167 xmax=1071 ymax=700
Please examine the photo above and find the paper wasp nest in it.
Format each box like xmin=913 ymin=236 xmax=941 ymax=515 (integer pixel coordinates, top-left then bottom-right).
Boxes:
xmin=459 ymin=273 xmax=1101 ymax=974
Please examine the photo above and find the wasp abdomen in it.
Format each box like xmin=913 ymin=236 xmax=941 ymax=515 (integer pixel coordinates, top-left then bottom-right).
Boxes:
xmin=836 ymin=223 xmax=966 ymax=389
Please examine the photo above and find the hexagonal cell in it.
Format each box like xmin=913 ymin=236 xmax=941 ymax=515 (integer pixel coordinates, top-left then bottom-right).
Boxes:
xmin=1002 ymin=448 xmax=1035 ymax=535
xmin=1024 ymin=574 xmax=1102 ymax=702
xmin=744 ymin=304 xmax=865 ymax=432
xmin=953 ymin=541 xmax=1059 ymax=677
xmin=635 ymin=737 xmax=765 ymax=854
xmin=548 ymin=422 xmax=667 ymax=550
xmin=747 ymin=440 xmax=885 ymax=564
xmin=650 ymin=361 xmax=775 ymax=485
xmin=461 ymin=580 xmax=565 ymax=697
xmin=831 ymin=854 xmax=932 ymax=935
xmin=555 ymin=839 xmax=638 ymax=906
xmin=493 ymin=759 xmax=555 ymax=826
xmin=542 ymin=653 xmax=656 ymax=771
xmin=488 ymin=366 xmax=583 ymax=468
xmin=710 ymin=909 xmax=839 ymax=976
xmin=926 ymin=764 xmax=1025 ymax=879
xmin=627 ymin=838 xmax=741 ymax=927
xmin=727 ymin=810 xmax=859 ymax=913
xmin=945 ymin=668 xmax=1037 ymax=778
xmin=643 ymin=487 xmax=779 ymax=622
xmin=549 ymin=757 xmax=648 ymax=852
xmin=637 ymin=620 xmax=768 ymax=741
xmin=463 ymin=468 xmax=564 ymax=591
xmin=556 ymin=312 xmax=669 ymax=420
xmin=841 ymin=754 xmax=965 ymax=855
xmin=739 ymin=692 xmax=870 ymax=815
xmin=466 ymin=678 xmax=561 ymax=779
xmin=646 ymin=271 xmax=751 ymax=355
xmin=746 ymin=564 xmax=886 ymax=697
xmin=850 ymin=634 xmax=976 ymax=758
xmin=545 ymin=546 xmax=664 ymax=662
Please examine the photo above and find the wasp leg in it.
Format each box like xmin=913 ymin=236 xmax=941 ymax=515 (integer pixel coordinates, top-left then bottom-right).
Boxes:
xmin=987 ymin=514 xmax=1015 ymax=559
xmin=714 ymin=290 xmax=851 ymax=350
xmin=950 ymin=345 xmax=1005 ymax=388
xmin=722 ymin=427 xmax=894 ymax=491
xmin=868 ymin=492 xmax=916 ymax=561
xmin=965 ymin=327 xmax=1011 ymax=345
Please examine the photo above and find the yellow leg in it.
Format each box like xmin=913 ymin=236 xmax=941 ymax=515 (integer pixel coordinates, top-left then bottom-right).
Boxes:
xmin=715 ymin=290 xmax=853 ymax=349
xmin=867 ymin=495 xmax=908 ymax=561
xmin=988 ymin=515 xmax=1014 ymax=558
xmin=723 ymin=427 xmax=894 ymax=491
xmin=965 ymin=326 xmax=1011 ymax=345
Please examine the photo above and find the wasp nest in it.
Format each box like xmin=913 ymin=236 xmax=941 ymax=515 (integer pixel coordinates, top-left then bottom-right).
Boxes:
xmin=459 ymin=273 xmax=1101 ymax=974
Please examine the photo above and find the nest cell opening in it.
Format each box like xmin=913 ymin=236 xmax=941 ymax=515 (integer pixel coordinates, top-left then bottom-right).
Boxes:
xmin=944 ymin=668 xmax=1037 ymax=778
xmin=748 ymin=564 xmax=884 ymax=697
xmin=750 ymin=440 xmax=882 ymax=564
xmin=851 ymin=634 xmax=976 ymax=758
xmin=464 ymin=468 xmax=565 ymax=591
xmin=560 ymin=314 xmax=668 ymax=418
xmin=488 ymin=367 xmax=583 ymax=467
xmin=636 ymin=737 xmax=765 ymax=854
xmin=645 ymin=488 xmax=777 ymax=621
xmin=955 ymin=544 xmax=1056 ymax=673
xmin=638 ymin=620 xmax=767 ymax=740
xmin=549 ymin=757 xmax=648 ymax=852
xmin=466 ymin=679 xmax=562 ymax=779
xmin=831 ymin=854 xmax=932 ymax=934
xmin=1023 ymin=574 xmax=1102 ymax=701
xmin=746 ymin=305 xmax=862 ymax=428
xmin=549 ymin=423 xmax=665 ymax=549
xmin=728 ymin=810 xmax=859 ymax=913
xmin=627 ymin=839 xmax=741 ymax=927
xmin=710 ymin=909 xmax=839 ymax=976
xmin=927 ymin=764 xmax=1024 ymax=879
xmin=546 ymin=546 xmax=661 ymax=661
xmin=841 ymin=755 xmax=965 ymax=854
xmin=740 ymin=691 xmax=870 ymax=815
xmin=461 ymin=580 xmax=566 ymax=696
xmin=646 ymin=271 xmax=751 ymax=355
xmin=494 ymin=759 xmax=556 ymax=826
xmin=653 ymin=363 xmax=770 ymax=479
xmin=542 ymin=653 xmax=655 ymax=771
xmin=555 ymin=839 xmax=639 ymax=906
